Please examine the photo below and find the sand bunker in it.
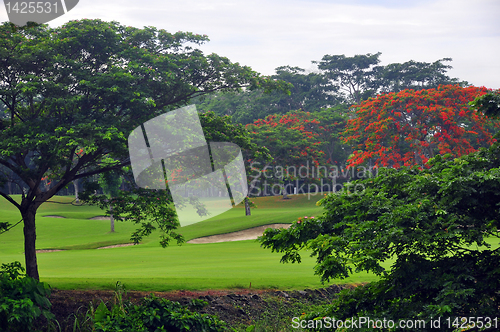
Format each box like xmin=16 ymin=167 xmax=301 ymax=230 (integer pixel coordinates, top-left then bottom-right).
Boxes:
xmin=89 ymin=216 xmax=111 ymax=220
xmin=34 ymin=224 xmax=292 ymax=252
xmin=187 ymin=224 xmax=291 ymax=244
xmin=34 ymin=244 xmax=136 ymax=253
xmin=97 ymin=243 xmax=137 ymax=249
xmin=36 ymin=249 xmax=64 ymax=253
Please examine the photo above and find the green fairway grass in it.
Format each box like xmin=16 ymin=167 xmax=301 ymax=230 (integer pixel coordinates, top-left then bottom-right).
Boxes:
xmin=0 ymin=193 xmax=380 ymax=290
xmin=3 ymin=240 xmax=381 ymax=291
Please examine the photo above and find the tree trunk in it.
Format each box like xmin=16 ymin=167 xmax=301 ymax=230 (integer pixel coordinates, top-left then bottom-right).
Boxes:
xmin=109 ymin=201 xmax=115 ymax=232
xmin=73 ymin=179 xmax=79 ymax=203
xmin=282 ymin=184 xmax=288 ymax=199
xmin=245 ymin=198 xmax=251 ymax=216
xmin=21 ymin=205 xmax=39 ymax=280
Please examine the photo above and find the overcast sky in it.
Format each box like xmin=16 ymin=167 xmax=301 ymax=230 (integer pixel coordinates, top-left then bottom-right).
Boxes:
xmin=2 ymin=0 xmax=499 ymax=88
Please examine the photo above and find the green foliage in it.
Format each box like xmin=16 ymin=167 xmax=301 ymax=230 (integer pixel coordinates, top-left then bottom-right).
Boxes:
xmin=81 ymin=185 xmax=184 ymax=248
xmin=196 ymin=66 xmax=334 ymax=125
xmin=470 ymin=89 xmax=500 ymax=118
xmin=315 ymin=53 xmax=465 ymax=104
xmin=92 ymin=294 xmax=226 ymax=332
xmin=98 ymin=170 xmax=123 ymax=199
xmin=0 ymin=18 xmax=285 ymax=279
xmin=260 ymin=140 xmax=500 ymax=328
xmin=314 ymin=52 xmax=382 ymax=104
xmin=81 ymin=110 xmax=268 ymax=247
xmin=0 ymin=261 xmax=54 ymax=331
xmin=374 ymin=57 xmax=467 ymax=93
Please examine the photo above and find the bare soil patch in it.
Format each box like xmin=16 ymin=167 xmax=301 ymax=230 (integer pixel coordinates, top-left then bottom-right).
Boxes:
xmin=187 ymin=224 xmax=291 ymax=244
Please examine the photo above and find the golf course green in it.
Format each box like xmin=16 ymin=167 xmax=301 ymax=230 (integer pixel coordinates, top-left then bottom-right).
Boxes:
xmin=0 ymin=193 xmax=380 ymax=291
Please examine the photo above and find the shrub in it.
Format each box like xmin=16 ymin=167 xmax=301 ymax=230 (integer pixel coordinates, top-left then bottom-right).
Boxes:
xmin=0 ymin=261 xmax=54 ymax=332
xmin=93 ymin=292 xmax=226 ymax=332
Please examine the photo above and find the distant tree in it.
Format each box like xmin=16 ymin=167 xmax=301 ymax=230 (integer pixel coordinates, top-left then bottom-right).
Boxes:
xmin=313 ymin=105 xmax=351 ymax=167
xmin=271 ymin=66 xmax=339 ymax=112
xmin=341 ymin=85 xmax=499 ymax=169
xmin=196 ymin=65 xmax=337 ymax=124
xmin=315 ymin=53 xmax=465 ymax=104
xmin=314 ymin=52 xmax=382 ymax=104
xmin=243 ymin=197 xmax=256 ymax=216
xmin=245 ymin=110 xmax=351 ymax=197
xmin=374 ymin=58 xmax=467 ymax=93
xmin=98 ymin=170 xmax=122 ymax=232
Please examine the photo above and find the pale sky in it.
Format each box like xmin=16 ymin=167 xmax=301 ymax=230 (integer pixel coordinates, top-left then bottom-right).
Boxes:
xmin=1 ymin=0 xmax=499 ymax=88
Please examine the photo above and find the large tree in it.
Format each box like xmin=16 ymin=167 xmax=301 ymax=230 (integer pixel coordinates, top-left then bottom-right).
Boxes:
xmin=374 ymin=58 xmax=466 ymax=93
xmin=245 ymin=111 xmax=325 ymax=196
xmin=342 ymin=85 xmax=499 ymax=169
xmin=314 ymin=52 xmax=382 ymax=104
xmin=245 ymin=109 xmax=352 ymax=198
xmin=314 ymin=53 xmax=465 ymax=104
xmin=261 ymin=144 xmax=500 ymax=329
xmin=0 ymin=19 xmax=286 ymax=280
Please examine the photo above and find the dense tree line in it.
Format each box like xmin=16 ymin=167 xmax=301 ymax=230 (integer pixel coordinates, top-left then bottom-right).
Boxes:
xmin=196 ymin=53 xmax=466 ymax=124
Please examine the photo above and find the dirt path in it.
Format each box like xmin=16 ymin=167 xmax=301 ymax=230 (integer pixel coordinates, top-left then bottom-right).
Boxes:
xmin=187 ymin=224 xmax=291 ymax=244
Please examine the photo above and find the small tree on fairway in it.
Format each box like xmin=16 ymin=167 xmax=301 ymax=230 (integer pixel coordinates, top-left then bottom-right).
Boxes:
xmin=0 ymin=19 xmax=287 ymax=280
xmin=243 ymin=196 xmax=256 ymax=216
xmin=98 ymin=170 xmax=122 ymax=232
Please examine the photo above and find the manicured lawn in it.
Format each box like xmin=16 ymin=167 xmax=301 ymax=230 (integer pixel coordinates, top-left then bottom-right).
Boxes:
xmin=1 ymin=193 xmax=498 ymax=291
xmin=29 ymin=241 xmax=380 ymax=291
xmin=0 ymin=193 xmax=376 ymax=291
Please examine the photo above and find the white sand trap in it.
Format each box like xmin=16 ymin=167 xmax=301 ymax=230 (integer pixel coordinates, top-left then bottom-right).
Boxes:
xmin=35 ymin=244 xmax=136 ymax=252
xmin=187 ymin=224 xmax=291 ymax=244
xmin=36 ymin=249 xmax=64 ymax=253
xmin=97 ymin=243 xmax=137 ymax=249
xmin=89 ymin=216 xmax=111 ymax=220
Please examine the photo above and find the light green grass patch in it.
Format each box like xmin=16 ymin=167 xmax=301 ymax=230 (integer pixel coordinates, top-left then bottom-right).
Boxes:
xmin=0 ymin=193 xmax=376 ymax=291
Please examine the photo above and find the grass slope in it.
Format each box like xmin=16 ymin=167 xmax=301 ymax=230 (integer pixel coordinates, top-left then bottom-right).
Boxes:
xmin=0 ymin=193 xmax=380 ymax=291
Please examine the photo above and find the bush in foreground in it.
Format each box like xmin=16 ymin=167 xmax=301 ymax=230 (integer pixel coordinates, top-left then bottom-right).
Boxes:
xmin=260 ymin=138 xmax=500 ymax=330
xmin=91 ymin=284 xmax=226 ymax=332
xmin=0 ymin=261 xmax=54 ymax=332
